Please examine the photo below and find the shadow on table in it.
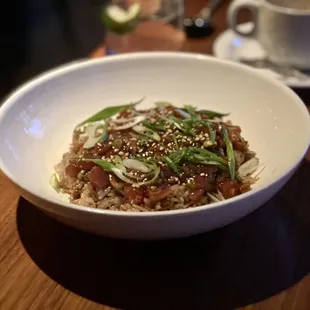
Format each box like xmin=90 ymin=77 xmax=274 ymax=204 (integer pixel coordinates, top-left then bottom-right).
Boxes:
xmin=17 ymin=161 xmax=310 ymax=310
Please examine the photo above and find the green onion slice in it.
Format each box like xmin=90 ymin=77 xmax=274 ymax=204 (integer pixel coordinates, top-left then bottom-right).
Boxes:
xmin=76 ymin=97 xmax=144 ymax=128
xmin=198 ymin=110 xmax=229 ymax=119
xmin=222 ymin=124 xmax=236 ymax=180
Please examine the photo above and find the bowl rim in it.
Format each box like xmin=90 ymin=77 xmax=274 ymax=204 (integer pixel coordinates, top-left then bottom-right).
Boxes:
xmin=1 ymin=51 xmax=310 ymax=218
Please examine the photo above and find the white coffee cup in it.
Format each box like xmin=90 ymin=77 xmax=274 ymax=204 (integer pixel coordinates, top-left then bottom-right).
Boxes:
xmin=227 ymin=0 xmax=310 ymax=69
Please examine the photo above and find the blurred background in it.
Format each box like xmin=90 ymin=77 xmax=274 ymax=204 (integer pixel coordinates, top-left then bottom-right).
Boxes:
xmin=1 ymin=0 xmax=230 ymax=97
xmin=0 ymin=0 xmax=107 ymax=98
xmin=5 ymin=0 xmax=310 ymax=103
xmin=0 ymin=0 xmax=256 ymax=99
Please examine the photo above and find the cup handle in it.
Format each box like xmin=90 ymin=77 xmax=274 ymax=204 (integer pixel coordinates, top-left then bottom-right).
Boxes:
xmin=227 ymin=0 xmax=260 ymax=38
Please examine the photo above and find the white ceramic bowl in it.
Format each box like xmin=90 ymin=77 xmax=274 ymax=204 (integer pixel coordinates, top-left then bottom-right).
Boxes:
xmin=0 ymin=52 xmax=309 ymax=240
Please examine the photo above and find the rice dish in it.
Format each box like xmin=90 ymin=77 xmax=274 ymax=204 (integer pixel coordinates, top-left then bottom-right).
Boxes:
xmin=51 ymin=100 xmax=260 ymax=212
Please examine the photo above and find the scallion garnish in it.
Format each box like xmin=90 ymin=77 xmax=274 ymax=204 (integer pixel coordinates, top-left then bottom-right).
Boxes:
xmin=165 ymin=116 xmax=194 ymax=136
xmin=123 ymin=158 xmax=151 ymax=173
xmin=154 ymin=101 xmax=174 ymax=108
xmin=83 ymin=123 xmax=108 ymax=149
xmin=134 ymin=162 xmax=160 ymax=187
xmin=142 ymin=119 xmax=166 ymax=131
xmin=82 ymin=159 xmax=115 ymax=171
xmin=163 ymin=156 xmax=179 ymax=175
xmin=50 ymin=173 xmax=60 ymax=192
xmin=82 ymin=157 xmax=160 ymax=187
xmin=183 ymin=105 xmax=197 ymax=117
xmin=204 ymin=121 xmax=216 ymax=145
xmin=133 ymin=124 xmax=161 ymax=141
xmin=185 ymin=154 xmax=228 ymax=171
xmin=179 ymin=116 xmax=216 ymax=145
xmin=168 ymin=148 xmax=189 ymax=165
xmin=113 ymin=115 xmax=146 ymax=130
xmin=175 ymin=108 xmax=191 ymax=119
xmin=198 ymin=110 xmax=229 ymax=119
xmin=222 ymin=124 xmax=236 ymax=180
xmin=188 ymin=147 xmax=227 ymax=165
xmin=172 ymin=133 xmax=179 ymax=149
xmin=166 ymin=147 xmax=228 ymax=172
xmin=76 ymin=97 xmax=144 ymax=128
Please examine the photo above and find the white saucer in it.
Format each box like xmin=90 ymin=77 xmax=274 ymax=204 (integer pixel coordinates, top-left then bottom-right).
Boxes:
xmin=213 ymin=22 xmax=310 ymax=88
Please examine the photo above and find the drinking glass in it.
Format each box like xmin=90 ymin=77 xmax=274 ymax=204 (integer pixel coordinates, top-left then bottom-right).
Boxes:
xmin=103 ymin=0 xmax=185 ymax=54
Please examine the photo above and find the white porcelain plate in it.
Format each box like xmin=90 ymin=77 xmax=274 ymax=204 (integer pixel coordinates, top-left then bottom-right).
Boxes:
xmin=213 ymin=22 xmax=310 ymax=89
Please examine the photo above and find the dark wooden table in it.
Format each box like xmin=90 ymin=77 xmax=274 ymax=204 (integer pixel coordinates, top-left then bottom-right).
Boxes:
xmin=1 ymin=1 xmax=310 ymax=309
